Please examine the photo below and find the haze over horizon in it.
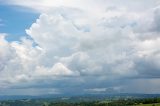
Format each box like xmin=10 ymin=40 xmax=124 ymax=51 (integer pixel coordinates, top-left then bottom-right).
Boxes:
xmin=0 ymin=0 xmax=160 ymax=96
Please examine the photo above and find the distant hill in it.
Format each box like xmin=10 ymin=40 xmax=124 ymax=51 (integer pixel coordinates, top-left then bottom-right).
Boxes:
xmin=0 ymin=93 xmax=160 ymax=101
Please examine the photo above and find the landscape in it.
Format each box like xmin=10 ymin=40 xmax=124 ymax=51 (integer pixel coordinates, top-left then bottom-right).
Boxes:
xmin=0 ymin=94 xmax=160 ymax=106
xmin=0 ymin=0 xmax=160 ymax=106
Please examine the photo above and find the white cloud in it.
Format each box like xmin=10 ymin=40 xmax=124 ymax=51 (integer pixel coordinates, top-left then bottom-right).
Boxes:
xmin=85 ymin=87 xmax=122 ymax=93
xmin=1 ymin=0 xmax=160 ymax=95
xmin=35 ymin=62 xmax=80 ymax=77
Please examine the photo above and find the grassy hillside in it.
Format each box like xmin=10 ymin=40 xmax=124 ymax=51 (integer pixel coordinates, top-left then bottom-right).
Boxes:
xmin=135 ymin=103 xmax=160 ymax=106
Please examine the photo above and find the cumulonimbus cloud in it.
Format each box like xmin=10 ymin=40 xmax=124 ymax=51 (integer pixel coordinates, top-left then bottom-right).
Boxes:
xmin=0 ymin=0 xmax=160 ymax=95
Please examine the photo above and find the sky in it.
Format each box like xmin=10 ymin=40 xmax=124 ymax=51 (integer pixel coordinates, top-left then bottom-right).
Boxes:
xmin=0 ymin=0 xmax=160 ymax=96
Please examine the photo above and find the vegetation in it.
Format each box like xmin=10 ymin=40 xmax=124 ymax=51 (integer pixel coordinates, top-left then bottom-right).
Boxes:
xmin=0 ymin=97 xmax=160 ymax=106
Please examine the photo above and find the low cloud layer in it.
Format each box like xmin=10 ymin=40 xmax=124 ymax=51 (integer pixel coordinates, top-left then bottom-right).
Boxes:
xmin=0 ymin=0 xmax=160 ymax=95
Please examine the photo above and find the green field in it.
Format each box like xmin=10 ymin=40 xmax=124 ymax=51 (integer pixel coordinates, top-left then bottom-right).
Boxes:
xmin=1 ymin=97 xmax=160 ymax=106
xmin=135 ymin=103 xmax=160 ymax=106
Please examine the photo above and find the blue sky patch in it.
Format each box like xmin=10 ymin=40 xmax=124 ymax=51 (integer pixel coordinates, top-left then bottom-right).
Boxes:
xmin=0 ymin=4 xmax=39 ymax=41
